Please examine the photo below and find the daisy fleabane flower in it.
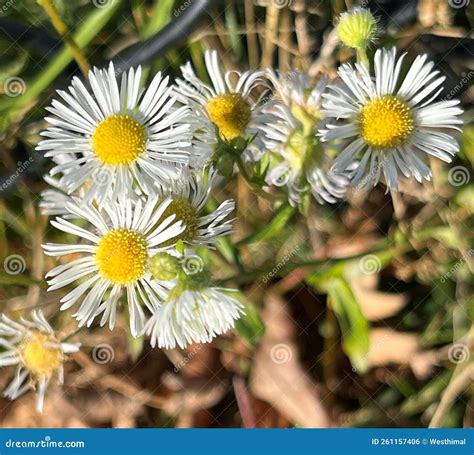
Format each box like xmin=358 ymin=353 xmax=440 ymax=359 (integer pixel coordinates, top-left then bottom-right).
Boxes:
xmin=0 ymin=310 xmax=80 ymax=412
xmin=156 ymin=168 xmax=235 ymax=246
xmin=43 ymin=196 xmax=185 ymax=336
xmin=144 ymin=253 xmax=244 ymax=349
xmin=37 ymin=62 xmax=191 ymax=203
xmin=320 ymin=47 xmax=463 ymax=189
xmin=175 ymin=50 xmax=268 ymax=162
xmin=261 ymin=70 xmax=351 ymax=205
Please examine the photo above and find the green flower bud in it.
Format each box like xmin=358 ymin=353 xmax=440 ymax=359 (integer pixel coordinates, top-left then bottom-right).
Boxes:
xmin=149 ymin=252 xmax=181 ymax=281
xmin=337 ymin=8 xmax=377 ymax=50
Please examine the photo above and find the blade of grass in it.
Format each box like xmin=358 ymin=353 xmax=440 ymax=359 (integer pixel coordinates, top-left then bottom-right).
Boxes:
xmin=4 ymin=0 xmax=122 ymax=132
xmin=37 ymin=0 xmax=90 ymax=76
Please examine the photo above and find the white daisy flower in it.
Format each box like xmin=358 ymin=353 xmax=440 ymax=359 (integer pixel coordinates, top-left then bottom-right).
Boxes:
xmin=43 ymin=196 xmax=185 ymax=336
xmin=37 ymin=62 xmax=191 ymax=203
xmin=175 ymin=50 xmax=268 ymax=161
xmin=145 ymin=285 xmax=244 ymax=349
xmin=0 ymin=310 xmax=80 ymax=412
xmin=262 ymin=71 xmax=351 ymax=205
xmin=156 ymin=168 xmax=235 ymax=246
xmin=320 ymin=47 xmax=463 ymax=189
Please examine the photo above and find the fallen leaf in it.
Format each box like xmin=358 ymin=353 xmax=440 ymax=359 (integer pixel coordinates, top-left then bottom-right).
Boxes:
xmin=351 ymin=274 xmax=408 ymax=321
xmin=250 ymin=293 xmax=330 ymax=428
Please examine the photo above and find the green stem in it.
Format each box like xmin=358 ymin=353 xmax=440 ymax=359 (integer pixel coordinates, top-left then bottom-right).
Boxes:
xmin=218 ymin=240 xmax=411 ymax=286
xmin=356 ymin=47 xmax=370 ymax=69
xmin=235 ymin=156 xmax=282 ymax=203
xmin=37 ymin=0 xmax=90 ymax=77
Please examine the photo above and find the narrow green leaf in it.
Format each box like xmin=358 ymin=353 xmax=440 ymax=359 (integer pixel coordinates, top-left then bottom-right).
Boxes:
xmin=237 ymin=203 xmax=295 ymax=246
xmin=326 ymin=277 xmax=370 ymax=374
xmin=3 ymin=0 xmax=122 ymax=131
xmin=234 ymin=299 xmax=265 ymax=347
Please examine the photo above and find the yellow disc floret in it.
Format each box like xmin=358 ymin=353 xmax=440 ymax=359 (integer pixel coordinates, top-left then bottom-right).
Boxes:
xmin=92 ymin=114 xmax=146 ymax=165
xmin=360 ymin=95 xmax=414 ymax=149
xmin=206 ymin=93 xmax=251 ymax=140
xmin=95 ymin=228 xmax=148 ymax=284
xmin=19 ymin=331 xmax=62 ymax=379
xmin=160 ymin=198 xmax=198 ymax=245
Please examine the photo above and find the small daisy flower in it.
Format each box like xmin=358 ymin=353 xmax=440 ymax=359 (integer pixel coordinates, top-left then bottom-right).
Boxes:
xmin=175 ymin=50 xmax=268 ymax=160
xmin=262 ymin=71 xmax=350 ymax=205
xmin=0 ymin=310 xmax=80 ymax=412
xmin=144 ymin=254 xmax=244 ymax=349
xmin=320 ymin=47 xmax=463 ymax=189
xmin=37 ymin=63 xmax=191 ymax=203
xmin=43 ymin=196 xmax=185 ymax=336
xmin=156 ymin=168 xmax=235 ymax=246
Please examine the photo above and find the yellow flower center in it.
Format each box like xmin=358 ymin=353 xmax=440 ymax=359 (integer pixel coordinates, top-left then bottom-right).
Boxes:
xmin=92 ymin=114 xmax=147 ymax=165
xmin=160 ymin=198 xmax=198 ymax=245
xmin=95 ymin=229 xmax=148 ymax=284
xmin=19 ymin=331 xmax=62 ymax=379
xmin=360 ymin=96 xmax=414 ymax=149
xmin=205 ymin=93 xmax=251 ymax=140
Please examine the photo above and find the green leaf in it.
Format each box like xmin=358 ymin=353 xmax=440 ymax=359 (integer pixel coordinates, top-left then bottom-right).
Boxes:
xmin=234 ymin=299 xmax=265 ymax=347
xmin=3 ymin=0 xmax=123 ymax=132
xmin=141 ymin=0 xmax=175 ymax=39
xmin=326 ymin=277 xmax=370 ymax=374
xmin=237 ymin=203 xmax=295 ymax=246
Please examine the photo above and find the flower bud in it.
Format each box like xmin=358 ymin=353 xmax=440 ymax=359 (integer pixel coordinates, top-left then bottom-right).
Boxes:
xmin=149 ymin=252 xmax=181 ymax=281
xmin=337 ymin=8 xmax=377 ymax=50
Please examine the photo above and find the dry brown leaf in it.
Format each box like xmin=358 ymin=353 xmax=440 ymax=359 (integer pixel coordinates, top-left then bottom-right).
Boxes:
xmin=351 ymin=274 xmax=408 ymax=321
xmin=250 ymin=293 xmax=330 ymax=428
xmin=368 ymin=328 xmax=437 ymax=379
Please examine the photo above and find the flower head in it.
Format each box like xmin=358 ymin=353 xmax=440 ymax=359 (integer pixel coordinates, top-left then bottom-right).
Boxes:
xmin=175 ymin=50 xmax=269 ymax=165
xmin=37 ymin=63 xmax=191 ymax=203
xmin=156 ymin=168 xmax=235 ymax=246
xmin=144 ymin=253 xmax=244 ymax=349
xmin=320 ymin=48 xmax=463 ymax=189
xmin=43 ymin=196 xmax=185 ymax=336
xmin=261 ymin=71 xmax=351 ymax=205
xmin=0 ymin=310 xmax=79 ymax=412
